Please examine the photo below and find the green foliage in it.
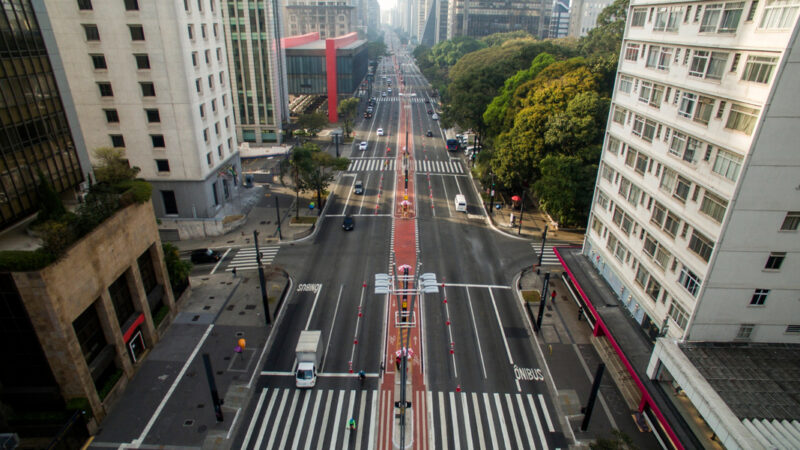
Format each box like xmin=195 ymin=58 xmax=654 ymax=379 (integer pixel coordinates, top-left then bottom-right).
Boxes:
xmin=117 ymin=179 xmax=153 ymax=206
xmin=479 ymin=31 xmax=532 ymax=47
xmin=578 ymin=0 xmax=629 ymax=56
xmin=337 ymin=98 xmax=360 ymax=137
xmin=295 ymin=112 xmax=328 ymax=136
xmin=35 ymin=169 xmax=66 ymax=223
xmin=152 ymin=302 xmax=170 ymax=327
xmin=533 ymin=151 xmax=599 ymax=226
xmin=300 ymin=144 xmax=350 ymax=209
xmin=162 ymin=243 xmax=191 ymax=291
xmin=65 ymin=397 xmax=91 ymax=415
xmin=366 ymin=38 xmax=388 ymax=61
xmin=37 ymin=219 xmax=76 ymax=257
xmin=0 ymin=249 xmax=56 ymax=271
xmin=97 ymin=368 xmax=123 ymax=401
xmin=93 ymin=147 xmax=140 ymax=185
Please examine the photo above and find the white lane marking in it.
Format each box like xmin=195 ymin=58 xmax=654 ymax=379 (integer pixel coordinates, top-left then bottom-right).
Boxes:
xmin=133 ymin=324 xmax=213 ymax=445
xmin=275 ymin=389 xmax=301 ymax=450
xmin=226 ymin=408 xmax=241 ymax=440
xmin=449 ymin=391 xmax=460 ymax=450
xmin=209 ymin=248 xmax=231 ymax=275
xmin=488 ymin=288 xmax=514 ymax=365
xmin=241 ymin=388 xmax=268 ymax=449
xmin=493 ymin=393 xmax=511 ymax=449
xmin=254 ymin=389 xmax=282 ymax=450
xmin=443 ymin=283 xmax=511 ymax=289
xmin=266 ymin=388 xmax=292 ymax=449
xmin=321 ymin=284 xmax=345 ymax=372
xmin=428 ymin=391 xmax=435 ymax=450
xmin=304 ymin=391 xmax=325 ymax=449
xmin=516 ymin=394 xmax=536 ymax=449
xmin=483 ymin=393 xmax=499 ymax=449
xmin=355 ymin=390 xmax=367 ymax=449
xmin=304 ymin=285 xmax=324 ymax=331
xmin=290 ymin=392 xmax=313 ymax=450
xmin=528 ymin=394 xmax=549 ymax=450
xmin=539 ymin=394 xmax=556 ymax=432
xmin=465 ymin=288 xmax=487 ymax=379
xmin=316 ymin=390 xmax=335 ymax=450
xmin=461 ymin=392 xmax=474 ymax=450
xmin=342 ymin=176 xmax=356 ymax=216
xmin=367 ymin=390 xmax=378 ymax=450
xmin=328 ymin=390 xmax=345 ymax=450
xmin=471 ymin=393 xmax=486 ymax=449
xmin=439 ymin=392 xmax=448 ymax=450
xmin=341 ymin=390 xmax=357 ymax=449
xmin=357 ymin=173 xmax=370 ymax=214
xmin=504 ymin=393 xmax=523 ymax=448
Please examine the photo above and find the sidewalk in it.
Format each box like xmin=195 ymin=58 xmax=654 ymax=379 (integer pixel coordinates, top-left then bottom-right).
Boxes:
xmin=89 ymin=270 xmax=290 ymax=450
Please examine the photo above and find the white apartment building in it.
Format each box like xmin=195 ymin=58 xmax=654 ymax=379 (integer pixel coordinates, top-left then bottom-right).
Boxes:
xmin=222 ymin=0 xmax=290 ymax=145
xmin=34 ymin=0 xmax=241 ymax=220
xmin=585 ymin=0 xmax=800 ymax=344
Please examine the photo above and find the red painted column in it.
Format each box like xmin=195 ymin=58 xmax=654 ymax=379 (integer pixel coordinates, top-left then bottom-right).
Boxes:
xmin=325 ymin=39 xmax=338 ymax=123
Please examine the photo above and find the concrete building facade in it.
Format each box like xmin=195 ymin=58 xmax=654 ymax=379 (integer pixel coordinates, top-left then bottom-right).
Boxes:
xmin=222 ymin=0 xmax=290 ymax=145
xmin=284 ymin=0 xmax=356 ymax=40
xmin=585 ymin=0 xmax=800 ymax=344
xmin=568 ymin=0 xmax=615 ymax=36
xmin=34 ymin=0 xmax=242 ymax=220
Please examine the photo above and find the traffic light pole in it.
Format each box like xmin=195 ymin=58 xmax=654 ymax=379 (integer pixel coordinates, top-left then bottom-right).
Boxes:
xmin=254 ymin=230 xmax=271 ymax=325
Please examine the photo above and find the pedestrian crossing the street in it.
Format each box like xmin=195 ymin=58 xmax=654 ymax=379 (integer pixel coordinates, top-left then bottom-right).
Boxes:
xmin=240 ymin=387 xmax=378 ymax=450
xmin=226 ymin=245 xmax=279 ymax=272
xmin=428 ymin=390 xmax=555 ymax=450
xmin=531 ymin=242 xmax=560 ymax=266
xmin=346 ymin=159 xmax=464 ymax=174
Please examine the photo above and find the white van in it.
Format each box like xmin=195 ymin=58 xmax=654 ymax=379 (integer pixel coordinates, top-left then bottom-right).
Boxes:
xmin=454 ymin=194 xmax=467 ymax=212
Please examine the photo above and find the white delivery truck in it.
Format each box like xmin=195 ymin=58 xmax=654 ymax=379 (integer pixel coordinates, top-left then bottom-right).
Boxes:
xmin=295 ymin=330 xmax=323 ymax=388
xmin=454 ymin=194 xmax=467 ymax=212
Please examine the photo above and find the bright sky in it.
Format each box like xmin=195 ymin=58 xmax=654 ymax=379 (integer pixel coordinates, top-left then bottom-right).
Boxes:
xmin=378 ymin=0 xmax=397 ymax=12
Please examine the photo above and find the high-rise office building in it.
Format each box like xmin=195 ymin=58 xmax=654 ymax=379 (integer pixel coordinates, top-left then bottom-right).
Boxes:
xmin=550 ymin=0 xmax=571 ymax=38
xmin=35 ymin=0 xmax=241 ymax=220
xmin=222 ymin=0 xmax=290 ymax=145
xmin=568 ymin=0 xmax=614 ymax=37
xmin=446 ymin=0 xmax=552 ymax=39
xmin=0 ymin=1 xmax=88 ymax=231
xmin=585 ymin=0 xmax=800 ymax=344
xmin=284 ymin=0 xmax=356 ymax=39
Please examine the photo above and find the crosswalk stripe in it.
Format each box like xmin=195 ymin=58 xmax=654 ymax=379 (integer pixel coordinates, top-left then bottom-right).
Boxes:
xmin=275 ymin=389 xmax=301 ymax=450
xmin=341 ymin=390 xmax=356 ymax=449
xmin=303 ymin=390 xmax=323 ymax=449
xmin=253 ymin=388 xmax=280 ymax=449
xmin=471 ymin=393 xmax=486 ymax=449
xmin=505 ymin=393 xmax=523 ymax=448
xmin=316 ymin=390 xmax=334 ymax=450
xmin=328 ymin=390 xmax=345 ymax=450
xmin=367 ymin=390 xmax=378 ymax=450
xmin=266 ymin=389 xmax=292 ymax=449
xmin=439 ymin=392 xmax=448 ymax=450
xmin=529 ymin=394 xmax=550 ymax=450
xmin=539 ymin=394 xmax=555 ymax=432
xmin=482 ymin=393 xmax=498 ymax=449
xmin=290 ymin=392 xmax=312 ymax=450
xmin=242 ymin=388 xmax=268 ymax=449
xmin=355 ymin=390 xmax=367 ymax=449
xmin=493 ymin=393 xmax=511 ymax=449
xmin=516 ymin=394 xmax=536 ymax=449
xmin=449 ymin=392 xmax=460 ymax=450
xmin=461 ymin=393 xmax=473 ymax=449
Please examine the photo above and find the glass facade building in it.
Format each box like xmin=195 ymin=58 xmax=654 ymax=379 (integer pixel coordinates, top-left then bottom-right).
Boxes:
xmin=0 ymin=1 xmax=84 ymax=230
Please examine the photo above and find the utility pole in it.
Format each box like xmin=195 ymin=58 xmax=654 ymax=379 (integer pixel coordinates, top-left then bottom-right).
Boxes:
xmin=202 ymin=353 xmax=224 ymax=422
xmin=253 ymin=230 xmax=271 ymax=325
xmin=489 ymin=173 xmax=495 ymax=215
xmin=274 ymin=196 xmax=282 ymax=240
xmin=538 ymin=225 xmax=549 ymax=268
xmin=535 ymin=272 xmax=550 ymax=332
xmin=581 ymin=364 xmax=606 ymax=431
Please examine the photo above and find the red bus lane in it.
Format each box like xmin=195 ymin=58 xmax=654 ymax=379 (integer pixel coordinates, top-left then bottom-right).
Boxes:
xmin=377 ymin=65 xmax=429 ymax=450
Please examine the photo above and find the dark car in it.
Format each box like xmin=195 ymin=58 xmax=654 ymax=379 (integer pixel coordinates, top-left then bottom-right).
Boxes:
xmin=191 ymin=248 xmax=221 ymax=264
xmin=424 ymin=99 xmax=430 ymax=103
xmin=427 ymin=109 xmax=433 ymax=115
xmin=426 ymin=130 xmax=433 ymax=137
xmin=342 ymin=215 xmax=355 ymax=231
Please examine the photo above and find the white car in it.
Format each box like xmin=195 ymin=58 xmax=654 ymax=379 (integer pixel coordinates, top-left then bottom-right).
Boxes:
xmin=381 ymin=91 xmax=387 ymax=97
xmin=377 ymin=128 xmax=384 ymax=136
xmin=359 ymin=141 xmax=368 ymax=151
xmin=431 ymin=113 xmax=439 ymax=120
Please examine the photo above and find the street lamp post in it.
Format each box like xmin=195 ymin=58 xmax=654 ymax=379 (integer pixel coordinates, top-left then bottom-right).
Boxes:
xmin=253 ymin=230 xmax=272 ymax=325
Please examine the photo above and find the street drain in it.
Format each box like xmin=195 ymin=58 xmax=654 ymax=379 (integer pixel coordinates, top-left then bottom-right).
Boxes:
xmin=183 ymin=419 xmax=194 ymax=427
xmin=191 ymin=315 xmax=200 ymax=322
xmin=203 ymin=306 xmax=211 ymax=310
xmin=235 ymin=331 xmax=245 ymax=337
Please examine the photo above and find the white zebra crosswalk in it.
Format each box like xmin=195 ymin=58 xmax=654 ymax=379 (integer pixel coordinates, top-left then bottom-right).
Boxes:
xmin=239 ymin=388 xmax=377 ymax=450
xmin=531 ymin=241 xmax=560 ymax=266
xmin=375 ymin=97 xmax=429 ymax=103
xmin=226 ymin=245 xmax=279 ymax=272
xmin=346 ymin=159 xmax=464 ymax=174
xmin=428 ymin=390 xmax=556 ymax=450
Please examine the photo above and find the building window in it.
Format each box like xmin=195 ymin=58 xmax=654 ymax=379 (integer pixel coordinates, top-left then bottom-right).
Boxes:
xmin=679 ymin=265 xmax=702 ymax=296
xmin=741 ymin=55 xmax=778 ymax=83
xmin=104 ymin=109 xmax=119 ymax=123
xmin=200 ymin=104 xmax=205 ymax=118
xmin=188 ymin=25 xmax=194 ymax=40
xmin=129 ymin=25 xmax=145 ymax=41
xmin=712 ymin=148 xmax=742 ymax=181
xmin=140 ymin=82 xmax=156 ymax=97
xmin=110 ymin=134 xmax=125 ymax=147
xmin=668 ymin=302 xmax=688 ymax=329
xmin=91 ymin=54 xmax=107 ymax=69
xmin=203 ymin=129 xmax=209 ymax=142
xmin=695 ymin=97 xmax=715 ymax=124
xmin=98 ymin=82 xmax=113 ymax=97
xmin=632 ymin=115 xmax=656 ymax=141
xmin=679 ymin=92 xmax=697 ymax=118
xmin=207 ymin=152 xmax=213 ymax=166
xmin=674 ymin=176 xmax=691 ymax=202
xmin=162 ymin=190 xmax=178 ymax=215
xmin=654 ymin=6 xmax=682 ymax=31
xmin=156 ymin=159 xmax=170 ymax=172
xmin=747 ymin=0 xmax=760 ymax=20
xmin=631 ymin=8 xmax=647 ymax=26
xmin=725 ymin=104 xmax=759 ymax=134
xmin=780 ymin=212 xmax=800 ymax=231
xmin=124 ymin=0 xmax=139 ymax=10
xmin=654 ymin=245 xmax=672 ymax=268
xmin=646 ymin=277 xmax=662 ymax=301
xmin=83 ymin=24 xmax=100 ymax=41
xmin=786 ymin=325 xmax=800 ymax=334
xmin=72 ymin=305 xmax=108 ymax=365
xmin=625 ymin=43 xmax=640 ymax=61
xmin=618 ymin=75 xmax=633 ymax=94
xmin=759 ymin=0 xmax=800 ymax=29
xmin=192 ymin=51 xmax=198 ymax=66
xmin=196 ymin=78 xmax=202 ymax=93
xmin=134 ymin=53 xmax=150 ymax=69
xmin=204 ymin=49 xmax=210 ymax=64
xmin=201 ymin=24 xmax=207 ymax=39
xmin=151 ymin=134 xmax=165 ymax=147
xmin=688 ymin=230 xmax=714 ymax=261
xmin=701 ymin=2 xmax=745 ymax=33
xmin=211 ymin=99 xmax=217 ymax=112
xmin=612 ymin=106 xmax=627 ymax=124
xmin=638 ymin=81 xmax=664 ymax=107
xmin=607 ymin=135 xmax=621 ymax=154
xmin=765 ymin=252 xmax=785 ymax=269
xmin=78 ymin=0 xmax=93 ymax=10
xmin=736 ymin=324 xmax=755 ymax=339
xmin=145 ymin=108 xmax=160 ymax=123
xmin=699 ymin=192 xmax=728 ymax=222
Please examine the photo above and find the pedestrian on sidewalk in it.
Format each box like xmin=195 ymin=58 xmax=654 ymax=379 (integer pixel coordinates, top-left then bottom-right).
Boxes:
xmin=551 ymin=290 xmax=557 ymax=302
xmin=232 ymin=267 xmax=237 ymax=278
xmin=578 ymin=306 xmax=584 ymax=321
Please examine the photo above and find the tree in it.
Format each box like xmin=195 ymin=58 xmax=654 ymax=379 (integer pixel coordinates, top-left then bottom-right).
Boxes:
xmin=301 ymin=148 xmax=350 ymax=214
xmin=366 ymin=39 xmax=388 ymax=61
xmin=533 ymin=151 xmax=599 ymax=226
xmin=35 ymin=169 xmax=66 ymax=223
xmin=93 ymin=147 xmax=140 ymax=185
xmin=162 ymin=243 xmax=192 ymax=293
xmin=338 ymin=97 xmax=360 ymax=137
xmin=479 ymin=31 xmax=532 ymax=47
xmin=296 ymin=112 xmax=328 ymax=136
xmin=279 ymin=145 xmax=314 ymax=218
